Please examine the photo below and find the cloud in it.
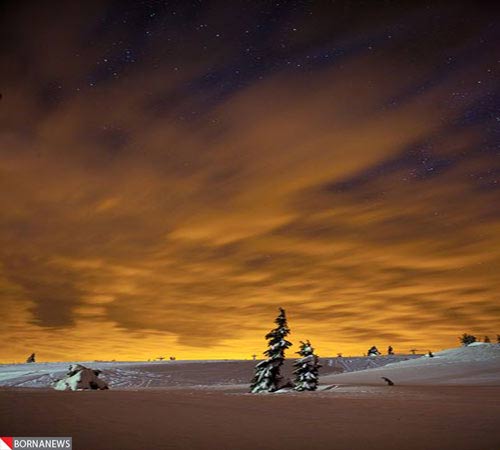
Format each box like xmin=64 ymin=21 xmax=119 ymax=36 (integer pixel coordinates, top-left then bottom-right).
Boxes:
xmin=0 ymin=1 xmax=499 ymax=360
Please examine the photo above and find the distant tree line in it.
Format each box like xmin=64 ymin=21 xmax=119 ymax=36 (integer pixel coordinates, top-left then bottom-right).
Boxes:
xmin=459 ymin=333 xmax=500 ymax=345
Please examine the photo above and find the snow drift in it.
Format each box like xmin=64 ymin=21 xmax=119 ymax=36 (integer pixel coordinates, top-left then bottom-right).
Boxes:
xmin=322 ymin=343 xmax=500 ymax=386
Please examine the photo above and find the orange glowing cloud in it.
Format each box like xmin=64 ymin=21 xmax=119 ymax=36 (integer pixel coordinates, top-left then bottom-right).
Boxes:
xmin=0 ymin=1 xmax=498 ymax=362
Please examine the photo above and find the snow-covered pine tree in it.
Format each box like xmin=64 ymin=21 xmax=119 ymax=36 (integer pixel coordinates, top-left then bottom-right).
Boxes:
xmin=293 ymin=340 xmax=321 ymax=391
xmin=459 ymin=333 xmax=477 ymax=346
xmin=250 ymin=307 xmax=292 ymax=393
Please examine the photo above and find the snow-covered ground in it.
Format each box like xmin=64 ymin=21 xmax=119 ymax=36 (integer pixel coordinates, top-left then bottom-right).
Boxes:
xmin=0 ymin=355 xmax=414 ymax=389
xmin=323 ymin=354 xmax=420 ymax=372
xmin=1 ymin=345 xmax=498 ymax=389
xmin=322 ymin=343 xmax=500 ymax=385
xmin=0 ymin=360 xmax=244 ymax=389
xmin=2 ymin=346 xmax=498 ymax=450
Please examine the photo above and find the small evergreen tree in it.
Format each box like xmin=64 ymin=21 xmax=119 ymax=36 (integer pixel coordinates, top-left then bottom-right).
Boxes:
xmin=367 ymin=345 xmax=381 ymax=356
xmin=484 ymin=335 xmax=491 ymax=343
xmin=250 ymin=308 xmax=292 ymax=393
xmin=293 ymin=340 xmax=321 ymax=391
xmin=459 ymin=333 xmax=477 ymax=346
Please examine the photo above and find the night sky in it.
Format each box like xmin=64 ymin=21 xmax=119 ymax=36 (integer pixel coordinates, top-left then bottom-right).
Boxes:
xmin=1 ymin=1 xmax=499 ymax=361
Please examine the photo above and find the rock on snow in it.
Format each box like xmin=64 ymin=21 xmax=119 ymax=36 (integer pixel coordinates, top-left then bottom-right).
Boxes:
xmin=54 ymin=364 xmax=109 ymax=391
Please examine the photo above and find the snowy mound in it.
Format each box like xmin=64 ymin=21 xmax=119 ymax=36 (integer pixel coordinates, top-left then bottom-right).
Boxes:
xmin=322 ymin=344 xmax=500 ymax=386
